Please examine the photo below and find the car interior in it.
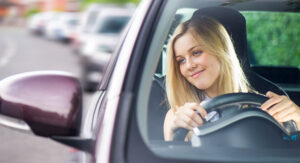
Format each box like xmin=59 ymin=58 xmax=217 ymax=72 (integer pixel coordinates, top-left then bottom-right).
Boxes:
xmin=147 ymin=6 xmax=296 ymax=141
xmin=143 ymin=7 xmax=300 ymax=161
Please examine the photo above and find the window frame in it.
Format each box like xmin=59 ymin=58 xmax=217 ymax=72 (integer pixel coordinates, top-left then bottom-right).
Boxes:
xmin=110 ymin=0 xmax=300 ymax=163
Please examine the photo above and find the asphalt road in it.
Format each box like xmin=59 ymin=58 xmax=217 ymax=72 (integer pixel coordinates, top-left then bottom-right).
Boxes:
xmin=0 ymin=25 xmax=93 ymax=163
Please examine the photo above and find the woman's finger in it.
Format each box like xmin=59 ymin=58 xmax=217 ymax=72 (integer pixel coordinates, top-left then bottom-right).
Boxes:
xmin=277 ymin=112 xmax=294 ymax=122
xmin=174 ymin=119 xmax=193 ymax=130
xmin=267 ymin=98 xmax=291 ymax=116
xmin=194 ymin=105 xmax=207 ymax=119
xmin=190 ymin=111 xmax=204 ymax=126
xmin=278 ymin=105 xmax=300 ymax=123
xmin=272 ymin=106 xmax=293 ymax=122
xmin=266 ymin=91 xmax=278 ymax=98
xmin=184 ymin=103 xmax=206 ymax=125
xmin=184 ymin=108 xmax=204 ymax=126
xmin=175 ymin=105 xmax=202 ymax=128
xmin=261 ymin=95 xmax=285 ymax=111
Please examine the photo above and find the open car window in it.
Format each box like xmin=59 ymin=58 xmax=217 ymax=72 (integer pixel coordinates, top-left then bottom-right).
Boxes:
xmin=135 ymin=0 xmax=300 ymax=162
xmin=244 ymin=11 xmax=300 ymax=68
xmin=244 ymin=11 xmax=300 ymax=100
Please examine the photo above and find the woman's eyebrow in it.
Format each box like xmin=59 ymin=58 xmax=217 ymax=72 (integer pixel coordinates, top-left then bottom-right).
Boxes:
xmin=188 ymin=45 xmax=199 ymax=52
xmin=175 ymin=45 xmax=202 ymax=58
xmin=175 ymin=55 xmax=183 ymax=59
xmin=188 ymin=45 xmax=201 ymax=52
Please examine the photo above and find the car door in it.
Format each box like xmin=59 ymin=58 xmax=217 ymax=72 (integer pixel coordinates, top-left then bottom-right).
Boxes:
xmin=95 ymin=0 xmax=300 ymax=163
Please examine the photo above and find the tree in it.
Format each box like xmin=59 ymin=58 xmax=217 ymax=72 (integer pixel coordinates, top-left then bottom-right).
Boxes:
xmin=81 ymin=0 xmax=140 ymax=9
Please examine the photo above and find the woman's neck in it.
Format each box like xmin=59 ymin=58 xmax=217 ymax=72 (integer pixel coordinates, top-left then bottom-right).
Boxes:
xmin=205 ymin=84 xmax=219 ymax=98
xmin=205 ymin=91 xmax=218 ymax=98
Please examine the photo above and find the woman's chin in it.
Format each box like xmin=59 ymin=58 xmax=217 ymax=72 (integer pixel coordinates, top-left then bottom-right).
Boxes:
xmin=194 ymin=84 xmax=209 ymax=91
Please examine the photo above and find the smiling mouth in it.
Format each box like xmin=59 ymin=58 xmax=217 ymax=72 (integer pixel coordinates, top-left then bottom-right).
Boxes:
xmin=191 ymin=70 xmax=205 ymax=78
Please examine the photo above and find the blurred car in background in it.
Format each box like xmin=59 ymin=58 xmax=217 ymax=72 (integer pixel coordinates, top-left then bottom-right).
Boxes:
xmin=44 ymin=12 xmax=81 ymax=42
xmin=79 ymin=7 xmax=134 ymax=92
xmin=70 ymin=3 xmax=118 ymax=54
xmin=27 ymin=11 xmax=59 ymax=35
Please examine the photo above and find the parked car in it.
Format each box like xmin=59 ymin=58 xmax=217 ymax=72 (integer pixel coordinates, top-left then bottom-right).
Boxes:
xmin=1 ymin=0 xmax=300 ymax=163
xmin=70 ymin=3 xmax=121 ymax=54
xmin=44 ymin=12 xmax=81 ymax=42
xmin=79 ymin=7 xmax=134 ymax=92
xmin=27 ymin=11 xmax=59 ymax=35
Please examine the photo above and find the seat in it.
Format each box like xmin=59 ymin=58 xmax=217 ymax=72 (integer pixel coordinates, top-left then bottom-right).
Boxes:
xmin=147 ymin=74 xmax=168 ymax=140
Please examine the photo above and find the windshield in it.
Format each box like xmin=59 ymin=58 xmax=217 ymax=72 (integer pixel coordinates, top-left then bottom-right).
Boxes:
xmin=97 ymin=16 xmax=130 ymax=34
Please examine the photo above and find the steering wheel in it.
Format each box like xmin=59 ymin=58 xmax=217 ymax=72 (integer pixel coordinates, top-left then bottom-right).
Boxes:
xmin=173 ymin=93 xmax=298 ymax=141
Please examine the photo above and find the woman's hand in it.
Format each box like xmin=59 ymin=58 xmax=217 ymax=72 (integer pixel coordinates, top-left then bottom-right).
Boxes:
xmin=171 ymin=102 xmax=207 ymax=132
xmin=261 ymin=91 xmax=300 ymax=129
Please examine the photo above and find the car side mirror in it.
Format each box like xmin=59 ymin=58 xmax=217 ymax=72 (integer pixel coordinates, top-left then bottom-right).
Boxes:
xmin=0 ymin=71 xmax=82 ymax=136
xmin=0 ymin=71 xmax=92 ymax=152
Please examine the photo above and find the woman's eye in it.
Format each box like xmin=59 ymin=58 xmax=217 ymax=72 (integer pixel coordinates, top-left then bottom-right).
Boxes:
xmin=177 ymin=58 xmax=185 ymax=64
xmin=193 ymin=50 xmax=202 ymax=56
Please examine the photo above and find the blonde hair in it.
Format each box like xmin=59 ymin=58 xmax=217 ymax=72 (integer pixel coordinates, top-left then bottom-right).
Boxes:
xmin=166 ymin=16 xmax=253 ymax=111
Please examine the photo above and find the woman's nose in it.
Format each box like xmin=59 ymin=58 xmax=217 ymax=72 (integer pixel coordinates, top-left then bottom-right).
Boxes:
xmin=186 ymin=58 xmax=196 ymax=70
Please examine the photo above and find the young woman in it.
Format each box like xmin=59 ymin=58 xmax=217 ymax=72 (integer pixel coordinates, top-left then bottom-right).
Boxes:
xmin=163 ymin=16 xmax=300 ymax=141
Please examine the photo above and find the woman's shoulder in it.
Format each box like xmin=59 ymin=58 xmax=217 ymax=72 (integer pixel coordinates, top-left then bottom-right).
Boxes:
xmin=165 ymin=108 xmax=176 ymax=124
xmin=166 ymin=108 xmax=174 ymax=117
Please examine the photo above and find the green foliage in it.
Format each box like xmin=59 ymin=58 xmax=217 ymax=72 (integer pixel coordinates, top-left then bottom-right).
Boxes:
xmin=81 ymin=0 xmax=139 ymax=9
xmin=24 ymin=8 xmax=40 ymax=18
xmin=242 ymin=11 xmax=300 ymax=67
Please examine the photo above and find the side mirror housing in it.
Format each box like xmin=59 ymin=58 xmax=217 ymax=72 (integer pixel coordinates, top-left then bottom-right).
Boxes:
xmin=0 ymin=71 xmax=82 ymax=137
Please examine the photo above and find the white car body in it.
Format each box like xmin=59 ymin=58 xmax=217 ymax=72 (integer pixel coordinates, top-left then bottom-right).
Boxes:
xmin=71 ymin=3 xmax=121 ymax=53
xmin=27 ymin=12 xmax=59 ymax=35
xmin=45 ymin=12 xmax=80 ymax=41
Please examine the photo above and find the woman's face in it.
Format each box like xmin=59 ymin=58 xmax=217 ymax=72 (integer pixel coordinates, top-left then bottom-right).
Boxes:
xmin=174 ymin=31 xmax=221 ymax=96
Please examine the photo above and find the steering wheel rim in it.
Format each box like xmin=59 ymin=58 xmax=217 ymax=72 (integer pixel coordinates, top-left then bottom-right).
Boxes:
xmin=173 ymin=93 xmax=297 ymax=141
xmin=202 ymin=93 xmax=267 ymax=112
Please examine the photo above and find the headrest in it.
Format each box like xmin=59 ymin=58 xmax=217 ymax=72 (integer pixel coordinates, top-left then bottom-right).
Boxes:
xmin=191 ymin=7 xmax=250 ymax=71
